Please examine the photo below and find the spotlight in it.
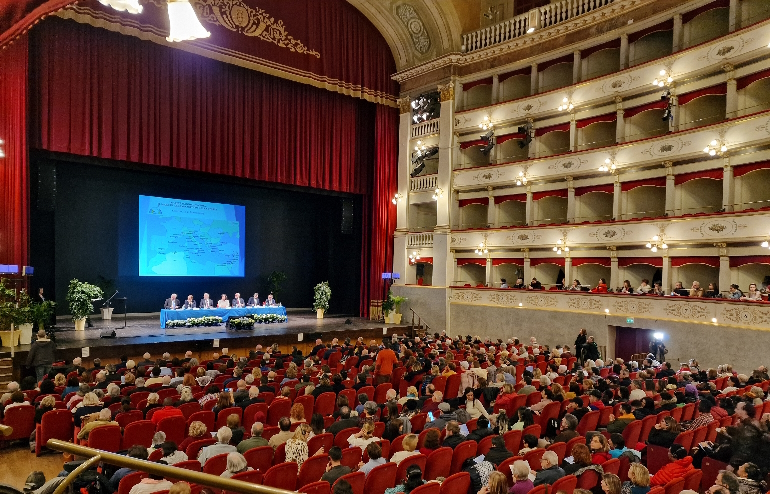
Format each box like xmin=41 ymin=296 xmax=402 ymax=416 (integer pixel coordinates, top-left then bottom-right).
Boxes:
xmin=653 ymin=332 xmax=664 ymax=340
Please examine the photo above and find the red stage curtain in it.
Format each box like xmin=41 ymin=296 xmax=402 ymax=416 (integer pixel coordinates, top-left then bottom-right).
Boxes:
xmin=621 ymin=177 xmax=666 ymax=192
xmin=674 ymin=168 xmax=723 ymax=185
xmin=733 ymin=161 xmax=770 ymax=177
xmin=0 ymin=35 xmax=28 ymax=267
xmin=575 ymin=184 xmax=614 ymax=196
xmin=618 ymin=257 xmax=663 ymax=268
xmin=360 ymin=105 xmax=398 ymax=317
xmin=459 ymin=197 xmax=489 ymax=208
xmin=571 ymin=257 xmax=610 ymax=267
xmin=492 ymin=258 xmax=523 ymax=266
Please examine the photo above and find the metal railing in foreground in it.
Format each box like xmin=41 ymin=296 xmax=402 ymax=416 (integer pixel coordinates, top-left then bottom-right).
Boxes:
xmin=46 ymin=440 xmax=294 ymax=494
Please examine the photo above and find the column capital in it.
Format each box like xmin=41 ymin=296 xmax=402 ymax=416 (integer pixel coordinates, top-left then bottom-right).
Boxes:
xmin=526 ymin=185 xmax=532 ymax=194
xmin=723 ymin=157 xmax=732 ymax=170
xmin=566 ymin=176 xmax=574 ymax=189
xmin=486 ymin=185 xmax=493 ymax=193
xmin=398 ymin=97 xmax=412 ymax=114
xmin=438 ymin=81 xmax=455 ymax=102
xmin=714 ymin=243 xmax=728 ymax=256
xmin=722 ymin=63 xmax=735 ymax=78
xmin=521 ymin=248 xmax=530 ymax=258
xmin=615 ymin=96 xmax=623 ymax=110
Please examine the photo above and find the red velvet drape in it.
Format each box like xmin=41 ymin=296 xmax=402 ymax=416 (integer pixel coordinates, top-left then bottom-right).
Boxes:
xmin=360 ymin=105 xmax=398 ymax=317
xmin=0 ymin=35 xmax=28 ymax=267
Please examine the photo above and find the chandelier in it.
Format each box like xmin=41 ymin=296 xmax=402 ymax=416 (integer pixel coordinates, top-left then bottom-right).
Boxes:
xmin=645 ymin=235 xmax=668 ymax=253
xmin=474 ymin=242 xmax=489 ymax=256
xmin=432 ymin=188 xmax=444 ymax=201
xmin=558 ymin=97 xmax=574 ymax=112
xmin=409 ymin=251 xmax=422 ymax=263
xmin=515 ymin=171 xmax=528 ymax=186
xmin=760 ymin=238 xmax=770 ymax=249
xmin=391 ymin=193 xmax=403 ymax=205
xmin=653 ymin=69 xmax=674 ymax=88
xmin=479 ymin=116 xmax=493 ymax=131
xmin=552 ymin=238 xmax=569 ymax=255
xmin=703 ymin=139 xmax=727 ymax=157
xmin=598 ymin=158 xmax=616 ymax=173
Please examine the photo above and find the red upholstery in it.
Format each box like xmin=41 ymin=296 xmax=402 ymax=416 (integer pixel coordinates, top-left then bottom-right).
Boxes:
xmin=187 ymin=411 xmax=215 ymax=435
xmin=440 ymin=472 xmax=470 ymax=494
xmin=409 ymin=483 xmax=440 ymax=494
xmin=202 ymin=452 xmax=229 ymax=475
xmin=683 ymin=469 xmax=702 ymax=492
xmin=639 ymin=415 xmax=657 ymax=443
xmin=87 ymin=425 xmax=122 ymax=452
xmin=294 ymin=395 xmax=314 ymax=422
xmin=503 ymin=430 xmax=522 ymax=454
xmin=576 ymin=411 xmax=600 ymax=436
xmin=170 ymin=460 xmax=201 ymax=474
xmin=123 ymin=420 xmax=156 ymax=449
xmin=334 ymin=472 xmax=365 ymax=494
xmin=477 ymin=436 xmax=494 ymax=456
xmin=308 ymin=433 xmax=333 ymax=455
xmin=117 ymin=472 xmax=146 ymax=494
xmin=2 ymin=404 xmax=35 ymax=442
xmin=298 ymin=454 xmax=330 ymax=488
xmin=373 ymin=383 xmax=393 ymax=403
xmin=116 ymin=410 xmax=144 ymax=428
xmin=341 ymin=447 xmax=362 ymax=470
xmin=497 ymin=456 xmax=524 ymax=486
xmin=222 ymin=470 xmax=263 ymax=494
xmin=523 ymin=448 xmax=545 ymax=471
xmin=444 ymin=374 xmax=461 ymax=399
xmin=358 ymin=386 xmax=375 ymax=401
xmin=576 ymin=469 xmax=600 ymax=490
xmin=364 ymin=462 xmax=397 ymax=494
xmin=334 ymin=428 xmax=361 ymax=448
xmin=395 ymin=454 xmax=427 ymax=484
xmin=156 ymin=416 xmax=186 ymax=445
xmin=215 ymin=407 xmax=243 ymax=430
xmin=547 ymin=441 xmax=567 ymax=465
xmin=551 ymin=475 xmax=578 ymax=494
xmin=177 ymin=402 xmax=201 ymax=419
xmin=263 ymin=462 xmax=298 ymax=491
xmin=663 ymin=477 xmax=685 ymax=494
xmin=36 ymin=409 xmax=73 ymax=456
xmin=424 ymin=447 xmax=452 ymax=480
xmin=410 ymin=413 xmax=427 ymax=433
xmin=185 ymin=438 xmax=216 ymax=459
xmin=450 ymin=440 xmax=477 ymax=474
xmin=267 ymin=399 xmax=291 ymax=426
xmin=243 ymin=445 xmax=273 ymax=472
xmin=243 ymin=403 xmax=267 ymax=432
xmin=602 ymin=458 xmax=620 ymax=475
xmin=273 ymin=442 xmax=286 ymax=465
xmin=299 ymin=481 xmax=331 ymax=494
xmin=314 ymin=392 xmax=336 ymax=416
xmin=521 ymin=425 xmax=541 ymax=445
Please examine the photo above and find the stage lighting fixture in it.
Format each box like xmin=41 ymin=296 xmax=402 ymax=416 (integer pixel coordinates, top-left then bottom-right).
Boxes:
xmin=411 ymin=92 xmax=440 ymax=124
xmin=167 ymin=0 xmax=211 ymax=42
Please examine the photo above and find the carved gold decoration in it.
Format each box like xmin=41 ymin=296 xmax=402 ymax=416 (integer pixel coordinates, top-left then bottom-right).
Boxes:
xmin=451 ymin=291 xmax=482 ymax=303
xmin=612 ymin=299 xmax=651 ymax=314
xmin=524 ymin=295 xmax=557 ymax=307
xmin=438 ymin=82 xmax=454 ymax=102
xmin=194 ymin=0 xmax=320 ymax=58
xmin=398 ymin=98 xmax=412 ymax=114
xmin=664 ymin=303 xmax=707 ymax=320
xmin=720 ymin=306 xmax=770 ymax=326
xmin=488 ymin=292 xmax=519 ymax=306
xmin=395 ymin=4 xmax=431 ymax=55
xmin=568 ymin=297 xmax=602 ymax=310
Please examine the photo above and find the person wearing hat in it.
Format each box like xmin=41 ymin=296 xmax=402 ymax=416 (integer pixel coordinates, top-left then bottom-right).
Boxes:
xmin=26 ymin=330 xmax=55 ymax=382
xmin=651 ymin=444 xmax=694 ymax=485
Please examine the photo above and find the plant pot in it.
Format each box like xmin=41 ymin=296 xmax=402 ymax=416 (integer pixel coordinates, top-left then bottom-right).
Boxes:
xmin=74 ymin=318 xmax=86 ymax=331
xmin=392 ymin=313 xmax=402 ymax=324
xmin=101 ymin=308 xmax=114 ymax=320
xmin=316 ymin=309 xmax=324 ymax=319
xmin=0 ymin=326 xmax=20 ymax=347
xmin=18 ymin=323 xmax=33 ymax=345
xmin=383 ymin=313 xmax=392 ymax=324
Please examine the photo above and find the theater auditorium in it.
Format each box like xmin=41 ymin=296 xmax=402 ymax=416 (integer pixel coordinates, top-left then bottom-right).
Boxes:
xmin=1 ymin=1 xmax=770 ymax=494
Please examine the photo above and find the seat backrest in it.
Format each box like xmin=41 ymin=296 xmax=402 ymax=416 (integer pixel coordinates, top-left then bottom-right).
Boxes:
xmin=523 ymin=448 xmax=545 ymax=471
xmin=294 ymin=395 xmax=315 ymax=422
xmin=410 ymin=413 xmax=427 ymax=433
xmin=521 ymin=424 xmax=541 ymax=443
xmin=263 ymin=462 xmax=298 ymax=491
xmin=185 ymin=438 xmax=216 ymax=459
xmin=551 ymin=474 xmax=578 ymax=494
xmin=299 ymin=481 xmax=331 ymax=494
xmin=267 ymin=399 xmax=291 ymax=426
xmin=314 ymin=392 xmax=336 ymax=416
xmin=646 ymin=444 xmax=672 ymax=475
xmin=243 ymin=403 xmax=268 ymax=432
xmin=674 ymin=430 xmax=694 ymax=452
xmin=477 ymin=436 xmax=494 ymax=456
xmin=273 ymin=442 xmax=287 ymax=465
xmin=243 ymin=445 xmax=273 ymax=472
xmin=409 ymin=483 xmax=440 ymax=494
xmin=374 ymin=383 xmax=393 ymax=403
xmin=576 ymin=469 xmax=600 ymax=489
xmin=202 ymin=452 xmax=230 ymax=475
xmin=598 ymin=407 xmax=614 ymax=427
xmin=156 ymin=416 xmax=186 ymax=445
xmin=308 ymin=432 xmax=333 ymax=455
xmin=663 ymin=477 xmax=685 ymax=494
xmin=3 ymin=405 xmax=35 ymax=441
xmin=334 ymin=472 xmax=365 ymax=494
xmin=364 ymin=462 xmax=397 ymax=494
xmin=440 ymin=472 xmax=470 ymax=494
xmin=334 ymin=428 xmax=362 ymax=448
xmin=622 ymin=420 xmax=643 ymax=449
xmin=395 ymin=454 xmax=427 ymax=484
xmin=116 ymin=410 xmax=144 ymax=429
xmin=215 ymin=406 xmax=243 ymax=430
xmin=602 ymin=458 xmax=620 ymax=475
xmin=503 ymin=430 xmax=522 ymax=454
xmin=123 ymin=420 xmax=156 ymax=449
xmin=424 ymin=447 xmax=452 ymax=480
xmin=444 ymin=374 xmax=461 ymax=400
xmin=222 ymin=470 xmax=263 ymax=494
xmin=341 ymin=447 xmax=362 ymax=470
xmin=576 ymin=411 xmax=599 ymax=436
xmin=450 ymin=440 xmax=478 ymax=475
xmin=639 ymin=415 xmax=657 ymax=443
xmin=547 ymin=441 xmax=567 ymax=466
xmin=178 ymin=402 xmax=201 ymax=419
xmin=117 ymin=471 xmax=146 ymax=494
xmin=298 ymin=453 xmax=330 ymax=488
xmin=88 ymin=425 xmax=122 ymax=452
xmin=187 ymin=410 xmax=215 ymax=434
xmin=683 ymin=469 xmax=702 ymax=492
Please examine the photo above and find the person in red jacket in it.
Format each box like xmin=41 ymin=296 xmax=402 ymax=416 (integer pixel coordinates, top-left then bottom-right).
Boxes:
xmin=151 ymin=398 xmax=184 ymax=425
xmin=650 ymin=444 xmax=694 ymax=486
xmin=591 ymin=278 xmax=608 ymax=293
xmin=590 ymin=433 xmax=612 ymax=464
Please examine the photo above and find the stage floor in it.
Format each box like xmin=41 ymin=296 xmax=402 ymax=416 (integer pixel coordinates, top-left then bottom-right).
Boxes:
xmin=2 ymin=311 xmax=401 ymax=353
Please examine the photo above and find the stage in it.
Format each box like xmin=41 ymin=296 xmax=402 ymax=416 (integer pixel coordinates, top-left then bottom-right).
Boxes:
xmin=1 ymin=311 xmax=414 ymax=378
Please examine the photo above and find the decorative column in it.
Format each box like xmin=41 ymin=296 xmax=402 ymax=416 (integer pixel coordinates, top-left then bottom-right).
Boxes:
xmin=619 ymin=34 xmax=629 ymax=70
xmin=523 ymin=249 xmax=531 ymax=283
xmin=569 ymin=112 xmax=577 ymax=152
xmin=612 ymin=175 xmax=622 ymax=220
xmin=491 ymin=74 xmax=500 ymax=105
xmin=530 ymin=63 xmax=539 ymax=95
xmin=718 ymin=244 xmax=731 ymax=295
xmin=728 ymin=0 xmax=738 ymax=32
xmin=609 ymin=248 xmax=619 ymax=290
xmin=724 ymin=64 xmax=738 ymax=119
xmin=450 ymin=189 xmax=461 ymax=230
xmin=564 ymin=253 xmax=572 ymax=285
xmin=486 ymin=187 xmax=497 ymax=228
xmin=528 ymin=118 xmax=537 ymax=159
xmin=672 ymin=14 xmax=683 ymax=52
xmin=393 ymin=97 xmax=413 ymax=284
xmin=432 ymin=81 xmax=456 ymax=288
xmin=573 ymin=50 xmax=582 ymax=84
xmin=485 ymin=256 xmax=493 ymax=287
xmin=615 ymin=97 xmax=625 ymax=143
xmin=664 ymin=161 xmax=676 ymax=217
xmin=662 ymin=252 xmax=672 ymax=292
xmin=455 ymin=80 xmax=464 ymax=112
xmin=669 ymin=89 xmax=679 ymax=133
xmin=525 ymin=186 xmax=533 ymax=226
xmin=566 ymin=176 xmax=576 ymax=223
xmin=723 ymin=157 xmax=734 ymax=212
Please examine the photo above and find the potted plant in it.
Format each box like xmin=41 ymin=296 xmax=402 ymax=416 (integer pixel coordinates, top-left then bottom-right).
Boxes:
xmin=392 ymin=295 xmax=407 ymax=324
xmin=31 ymin=300 xmax=56 ymax=332
xmin=382 ymin=290 xmax=395 ymax=323
xmin=66 ymin=279 xmax=103 ymax=331
xmin=13 ymin=289 xmax=34 ymax=345
xmin=0 ymin=279 xmax=19 ymax=347
xmin=313 ymin=281 xmax=331 ymax=319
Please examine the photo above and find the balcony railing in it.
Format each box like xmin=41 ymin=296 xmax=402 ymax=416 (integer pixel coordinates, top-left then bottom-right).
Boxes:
xmin=410 ymin=173 xmax=438 ymax=192
xmin=408 ymin=232 xmax=434 ymax=247
xmin=462 ymin=0 xmax=615 ymax=53
xmin=411 ymin=118 xmax=440 ymax=139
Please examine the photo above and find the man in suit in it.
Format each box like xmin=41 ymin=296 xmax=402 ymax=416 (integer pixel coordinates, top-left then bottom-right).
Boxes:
xmin=265 ymin=294 xmax=278 ymax=306
xmin=37 ymin=287 xmax=46 ymax=303
xmin=247 ymin=293 xmax=260 ymax=307
xmin=183 ymin=295 xmax=196 ymax=309
xmin=200 ymin=293 xmax=214 ymax=309
xmin=164 ymin=293 xmax=180 ymax=309
xmin=231 ymin=292 xmax=245 ymax=308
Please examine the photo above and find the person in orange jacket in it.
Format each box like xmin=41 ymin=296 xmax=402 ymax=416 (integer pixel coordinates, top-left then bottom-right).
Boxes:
xmin=650 ymin=444 xmax=694 ymax=486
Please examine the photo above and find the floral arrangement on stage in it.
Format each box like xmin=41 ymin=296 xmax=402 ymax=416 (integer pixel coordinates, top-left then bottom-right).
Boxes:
xmin=313 ymin=281 xmax=331 ymax=314
xmin=167 ymin=316 xmax=223 ymax=328
xmin=227 ymin=314 xmax=288 ymax=329
xmin=228 ymin=317 xmax=254 ymax=330
xmin=252 ymin=313 xmax=287 ymax=324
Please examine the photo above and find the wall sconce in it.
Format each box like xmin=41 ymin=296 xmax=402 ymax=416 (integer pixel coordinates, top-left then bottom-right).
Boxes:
xmin=703 ymin=139 xmax=727 ymax=157
xmin=599 ymin=158 xmax=616 ymax=173
xmin=391 ymin=193 xmax=403 ymax=205
xmin=432 ymin=188 xmax=443 ymax=200
xmin=552 ymin=238 xmax=569 ymax=255
xmin=558 ymin=97 xmax=574 ymax=112
xmin=409 ymin=251 xmax=421 ymax=263
xmin=653 ymin=69 xmax=674 ymax=87
xmin=515 ymin=171 xmax=528 ymax=186
xmin=645 ymin=235 xmax=668 ymax=253
xmin=479 ymin=116 xmax=493 ymax=131
xmin=474 ymin=242 xmax=489 ymax=256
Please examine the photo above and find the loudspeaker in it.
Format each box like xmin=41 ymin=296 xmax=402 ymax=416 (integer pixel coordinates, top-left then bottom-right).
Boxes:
xmin=341 ymin=198 xmax=354 ymax=235
xmin=99 ymin=330 xmax=116 ymax=338
xmin=37 ymin=162 xmax=57 ymax=212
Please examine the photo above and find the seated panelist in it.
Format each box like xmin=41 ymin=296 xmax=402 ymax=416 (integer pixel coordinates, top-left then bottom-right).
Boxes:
xmin=247 ymin=293 xmax=260 ymax=307
xmin=164 ymin=293 xmax=180 ymax=310
xmin=183 ymin=295 xmax=196 ymax=309
xmin=231 ymin=292 xmax=245 ymax=308
xmin=217 ymin=294 xmax=230 ymax=308
xmin=199 ymin=293 xmax=214 ymax=309
xmin=264 ymin=293 xmax=278 ymax=306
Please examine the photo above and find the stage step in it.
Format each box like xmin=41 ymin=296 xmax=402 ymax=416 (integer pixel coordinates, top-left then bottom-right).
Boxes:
xmin=0 ymin=358 xmax=13 ymax=388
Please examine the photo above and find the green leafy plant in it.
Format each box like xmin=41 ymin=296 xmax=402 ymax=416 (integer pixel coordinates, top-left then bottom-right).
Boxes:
xmin=313 ymin=281 xmax=331 ymax=313
xmin=382 ymin=290 xmax=395 ymax=316
xmin=229 ymin=317 xmax=254 ymax=330
xmin=268 ymin=271 xmax=287 ymax=297
xmin=251 ymin=314 xmax=287 ymax=324
xmin=392 ymin=295 xmax=407 ymax=314
xmin=12 ymin=289 xmax=33 ymax=325
xmin=31 ymin=301 xmax=56 ymax=329
xmin=66 ymin=279 xmax=103 ymax=321
xmin=0 ymin=278 xmax=17 ymax=329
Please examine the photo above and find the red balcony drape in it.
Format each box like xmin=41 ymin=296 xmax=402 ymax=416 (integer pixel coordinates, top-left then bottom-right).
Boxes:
xmin=621 ymin=177 xmax=666 ymax=192
xmin=532 ymin=190 xmax=568 ymax=201
xmin=460 ymin=139 xmax=487 ymax=150
xmin=737 ymin=68 xmax=770 ymax=90
xmin=530 ymin=258 xmax=565 ymax=267
xmin=494 ymin=194 xmax=527 ymax=204
xmin=729 ymin=256 xmax=770 ymax=268
xmin=535 ymin=123 xmax=570 ymax=137
xmin=682 ymin=0 xmax=730 ymax=24
xmin=576 ymin=113 xmax=617 ymax=129
xmin=581 ymin=39 xmax=621 ymax=58
xmin=674 ymin=168 xmax=723 ymax=185
xmin=575 ymin=184 xmax=614 ymax=196
xmin=492 ymin=258 xmax=523 ymax=266
xmin=571 ymin=257 xmax=611 ymax=267
xmin=496 ymin=132 xmax=525 ymax=145
xmin=618 ymin=257 xmax=663 ymax=268
xmin=457 ymin=258 xmax=487 ymax=267
xmin=733 ymin=161 xmax=770 ymax=177
xmin=628 ymin=19 xmax=674 ymax=43
xmin=671 ymin=257 xmax=719 ymax=268
xmin=499 ymin=67 xmax=532 ymax=83
xmin=623 ymin=100 xmax=668 ymax=119
xmin=677 ymin=83 xmax=727 ymax=106
xmin=0 ymin=34 xmax=28 ymax=267
xmin=459 ymin=197 xmax=490 ymax=208
xmin=463 ymin=77 xmax=494 ymax=91
xmin=413 ymin=257 xmax=433 ymax=265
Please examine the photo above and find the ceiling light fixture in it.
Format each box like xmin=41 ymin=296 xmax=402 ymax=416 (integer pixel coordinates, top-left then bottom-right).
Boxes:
xmin=653 ymin=69 xmax=674 ymax=88
xmin=645 ymin=235 xmax=668 ymax=253
xmin=166 ymin=0 xmax=211 ymax=42
xmin=703 ymin=139 xmax=728 ymax=157
xmin=558 ymin=97 xmax=574 ymax=112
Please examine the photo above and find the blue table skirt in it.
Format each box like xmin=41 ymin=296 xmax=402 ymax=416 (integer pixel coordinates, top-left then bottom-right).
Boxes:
xmin=160 ymin=307 xmax=287 ymax=328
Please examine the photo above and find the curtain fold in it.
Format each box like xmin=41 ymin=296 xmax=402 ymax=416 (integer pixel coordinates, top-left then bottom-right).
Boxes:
xmin=571 ymin=257 xmax=611 ymax=267
xmin=491 ymin=258 xmax=523 ymax=266
xmin=576 ymin=113 xmax=617 ymax=129
xmin=532 ymin=189 xmax=568 ymax=201
xmin=674 ymin=168 xmax=723 ymax=185
xmin=734 ymin=161 xmax=770 ymax=177
xmin=463 ymin=77 xmax=494 ymax=91
xmin=621 ymin=177 xmax=666 ymax=192
xmin=575 ymin=184 xmax=614 ymax=196
xmin=618 ymin=257 xmax=663 ymax=268
xmin=459 ymin=197 xmax=489 ymax=208
xmin=677 ymin=83 xmax=727 ymax=106
xmin=494 ymin=194 xmax=527 ymax=204
xmin=0 ymin=35 xmax=28 ymax=268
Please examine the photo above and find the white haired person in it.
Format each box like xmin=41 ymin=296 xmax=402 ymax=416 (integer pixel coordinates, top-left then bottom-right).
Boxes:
xmin=77 ymin=408 xmax=118 ymax=441
xmin=221 ymin=452 xmax=252 ymax=478
xmin=198 ymin=427 xmax=237 ymax=465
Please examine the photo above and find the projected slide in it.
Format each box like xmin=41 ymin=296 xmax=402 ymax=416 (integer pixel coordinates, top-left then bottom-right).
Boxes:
xmin=139 ymin=195 xmax=245 ymax=277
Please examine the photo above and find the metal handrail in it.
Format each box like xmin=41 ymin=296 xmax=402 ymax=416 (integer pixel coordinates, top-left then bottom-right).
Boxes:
xmin=409 ymin=308 xmax=430 ymax=334
xmin=46 ymin=440 xmax=294 ymax=494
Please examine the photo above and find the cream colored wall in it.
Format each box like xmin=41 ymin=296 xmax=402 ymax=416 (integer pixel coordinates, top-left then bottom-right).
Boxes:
xmin=391 ymin=285 xmax=447 ymax=334
xmin=625 ymin=109 xmax=668 ymax=142
xmin=575 ymin=192 xmax=613 ymax=222
xmin=465 ymin=84 xmax=493 ymax=110
xmin=629 ymin=30 xmax=673 ymax=66
xmin=531 ymin=263 xmax=562 ymax=286
xmin=538 ymin=131 xmax=570 ymax=157
xmin=622 ymin=187 xmax=665 ymax=220
xmin=498 ymin=138 xmax=528 ymax=163
xmin=574 ymin=264 xmax=611 ymax=288
xmin=683 ymin=9 xmax=729 ymax=49
xmin=735 ymin=169 xmax=770 ymax=209
xmin=498 ymin=200 xmax=526 ymax=226
xmin=457 ymin=263 xmax=486 ymax=285
xmin=732 ymin=264 xmax=770 ymax=289
xmin=620 ymin=265 xmax=660 ymax=288
xmin=679 ymin=96 xmax=726 ymax=131
xmin=494 ymin=264 xmax=523 ymax=286
xmin=738 ymin=79 xmax=770 ymax=117
xmin=672 ymin=264 xmax=720 ymax=290
xmin=678 ymin=178 xmax=723 ymax=214
xmin=579 ymin=121 xmax=616 ymax=151
xmin=461 ymin=203 xmax=489 ymax=228
xmin=409 ymin=203 xmax=438 ymax=230
xmin=533 ymin=196 xmax=568 ymax=225
xmin=582 ymin=49 xmax=620 ymax=81
xmin=461 ymin=146 xmax=494 ymax=167
xmin=540 ymin=63 xmax=573 ymax=92
xmin=500 ymin=75 xmax=530 ymax=102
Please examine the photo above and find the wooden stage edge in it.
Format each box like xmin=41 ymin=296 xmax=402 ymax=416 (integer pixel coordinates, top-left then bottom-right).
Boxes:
xmin=2 ymin=313 xmax=414 ymax=376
